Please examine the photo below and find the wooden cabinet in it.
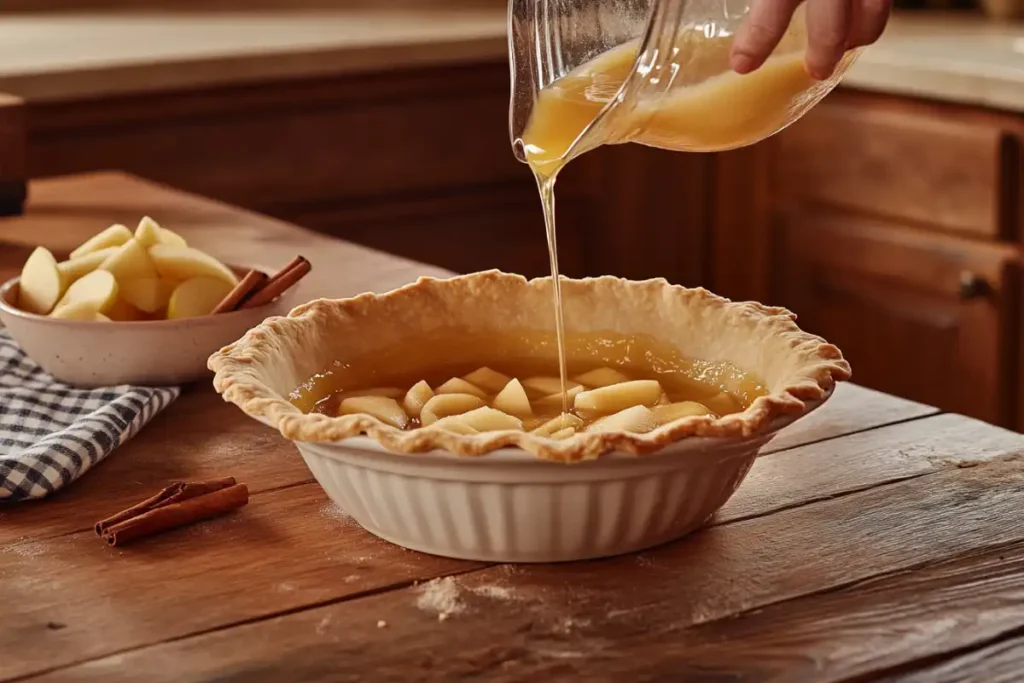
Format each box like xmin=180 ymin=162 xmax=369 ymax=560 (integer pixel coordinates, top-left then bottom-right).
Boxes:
xmin=25 ymin=64 xmax=710 ymax=286
xmin=717 ymin=89 xmax=1024 ymax=430
xmin=773 ymin=208 xmax=1018 ymax=426
xmin=775 ymin=96 xmax=1010 ymax=240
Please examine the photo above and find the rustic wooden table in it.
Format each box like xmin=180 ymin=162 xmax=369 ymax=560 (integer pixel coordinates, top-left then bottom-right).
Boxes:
xmin=3 ymin=173 xmax=1024 ymax=683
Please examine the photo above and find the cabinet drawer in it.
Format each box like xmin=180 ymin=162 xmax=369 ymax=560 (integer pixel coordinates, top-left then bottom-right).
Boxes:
xmin=776 ymin=95 xmax=1010 ymax=240
xmin=772 ymin=209 xmax=1018 ymax=425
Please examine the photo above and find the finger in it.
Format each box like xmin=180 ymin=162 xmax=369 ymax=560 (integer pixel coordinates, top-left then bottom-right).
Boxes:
xmin=805 ymin=0 xmax=851 ymax=80
xmin=731 ymin=0 xmax=803 ymax=74
xmin=847 ymin=0 xmax=892 ymax=48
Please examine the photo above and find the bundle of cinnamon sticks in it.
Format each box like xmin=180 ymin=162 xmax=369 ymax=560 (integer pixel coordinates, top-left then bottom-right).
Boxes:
xmin=211 ymin=255 xmax=312 ymax=315
xmin=95 ymin=477 xmax=249 ymax=547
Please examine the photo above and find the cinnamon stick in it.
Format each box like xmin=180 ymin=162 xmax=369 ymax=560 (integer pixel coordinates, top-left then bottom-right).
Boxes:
xmin=212 ymin=270 xmax=268 ymax=314
xmin=240 ymin=256 xmax=312 ymax=310
xmin=95 ymin=478 xmax=247 ymax=547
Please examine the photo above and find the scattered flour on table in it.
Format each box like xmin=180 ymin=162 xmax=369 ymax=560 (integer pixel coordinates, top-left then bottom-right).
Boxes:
xmin=470 ymin=584 xmax=517 ymax=601
xmin=320 ymin=502 xmax=355 ymax=525
xmin=415 ymin=577 xmax=465 ymax=619
xmin=556 ymin=617 xmax=592 ymax=634
xmin=413 ymin=577 xmax=524 ymax=622
xmin=1 ymin=540 xmax=44 ymax=558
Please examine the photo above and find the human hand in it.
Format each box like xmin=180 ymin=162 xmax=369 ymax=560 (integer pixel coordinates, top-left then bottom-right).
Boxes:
xmin=730 ymin=0 xmax=892 ymax=80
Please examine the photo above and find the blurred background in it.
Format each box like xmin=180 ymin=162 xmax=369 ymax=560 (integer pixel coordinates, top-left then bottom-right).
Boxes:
xmin=1 ymin=0 xmax=1024 ymax=430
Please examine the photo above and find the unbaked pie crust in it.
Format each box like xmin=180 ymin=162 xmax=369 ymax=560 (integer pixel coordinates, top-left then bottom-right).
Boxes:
xmin=208 ymin=271 xmax=850 ymax=462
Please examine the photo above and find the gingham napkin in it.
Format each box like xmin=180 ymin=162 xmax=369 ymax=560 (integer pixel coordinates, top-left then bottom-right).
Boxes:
xmin=0 ymin=329 xmax=179 ymax=502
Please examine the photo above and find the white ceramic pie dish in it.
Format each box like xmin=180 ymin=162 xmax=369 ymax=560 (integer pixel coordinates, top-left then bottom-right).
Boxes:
xmin=254 ymin=403 xmax=821 ymax=562
xmin=210 ymin=271 xmax=849 ymax=562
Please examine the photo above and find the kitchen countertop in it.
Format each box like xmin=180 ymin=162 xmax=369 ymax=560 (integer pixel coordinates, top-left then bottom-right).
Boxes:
xmin=0 ymin=9 xmax=509 ymax=101
xmin=2 ymin=9 xmax=1024 ymax=113
xmin=5 ymin=172 xmax=1024 ymax=681
xmin=846 ymin=12 xmax=1024 ymax=113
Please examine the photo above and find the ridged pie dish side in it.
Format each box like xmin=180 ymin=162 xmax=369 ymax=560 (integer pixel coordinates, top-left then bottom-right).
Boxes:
xmin=208 ymin=271 xmax=851 ymax=462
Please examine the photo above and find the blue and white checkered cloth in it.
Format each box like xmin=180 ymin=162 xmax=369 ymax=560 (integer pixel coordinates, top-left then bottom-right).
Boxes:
xmin=0 ymin=329 xmax=179 ymax=502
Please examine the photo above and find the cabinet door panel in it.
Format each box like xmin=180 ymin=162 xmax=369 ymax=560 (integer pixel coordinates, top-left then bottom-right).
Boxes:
xmin=774 ymin=209 xmax=1018 ymax=426
xmin=285 ymin=187 xmax=584 ymax=279
xmin=776 ymin=92 xmax=1008 ymax=240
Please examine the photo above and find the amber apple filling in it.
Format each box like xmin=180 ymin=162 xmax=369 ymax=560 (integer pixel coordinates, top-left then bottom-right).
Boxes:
xmin=292 ymin=330 xmax=766 ymax=440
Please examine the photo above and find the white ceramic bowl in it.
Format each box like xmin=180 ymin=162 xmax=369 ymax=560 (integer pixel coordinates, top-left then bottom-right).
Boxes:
xmin=281 ymin=404 xmax=820 ymax=563
xmin=0 ymin=272 xmax=296 ymax=387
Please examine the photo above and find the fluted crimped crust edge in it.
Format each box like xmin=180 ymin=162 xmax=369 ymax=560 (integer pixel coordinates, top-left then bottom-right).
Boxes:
xmin=208 ymin=270 xmax=851 ymax=463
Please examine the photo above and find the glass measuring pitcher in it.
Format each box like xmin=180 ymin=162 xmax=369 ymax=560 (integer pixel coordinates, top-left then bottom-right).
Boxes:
xmin=509 ymin=0 xmax=859 ymax=172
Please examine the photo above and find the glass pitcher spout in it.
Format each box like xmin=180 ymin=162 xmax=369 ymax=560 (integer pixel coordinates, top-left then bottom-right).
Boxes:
xmin=508 ymin=0 xmax=859 ymax=169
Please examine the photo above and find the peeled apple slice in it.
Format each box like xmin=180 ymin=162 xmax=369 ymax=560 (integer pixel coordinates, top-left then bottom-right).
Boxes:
xmin=462 ymin=367 xmax=512 ymax=393
xmin=492 ymin=379 xmax=533 ymax=417
xmin=458 ymin=407 xmax=523 ymax=432
xmin=435 ymin=377 xmax=488 ymax=400
xmin=149 ymin=245 xmax=238 ymax=287
xmin=17 ymin=247 xmax=63 ymax=315
xmin=534 ymin=385 xmax=584 ymax=412
xmin=167 ymin=277 xmax=235 ymax=319
xmin=586 ymin=405 xmax=658 ymax=434
xmin=100 ymin=238 xmax=158 ymax=281
xmin=704 ymin=391 xmax=743 ymax=416
xmin=548 ymin=427 xmax=577 ymax=440
xmin=420 ymin=393 xmax=485 ymax=426
xmin=339 ymin=396 xmax=409 ymax=429
xmin=653 ymin=401 xmax=714 ymax=424
xmin=70 ymin=224 xmax=133 ymax=259
xmin=334 ymin=387 xmax=404 ymax=401
xmin=522 ymin=376 xmax=580 ymax=398
xmin=120 ymin=277 xmax=174 ymax=313
xmin=158 ymin=227 xmax=188 ymax=249
xmin=134 ymin=216 xmax=164 ymax=248
xmin=54 ymin=269 xmax=118 ymax=314
xmin=431 ymin=416 xmax=480 ymax=435
xmin=574 ymin=380 xmax=663 ymax=415
xmin=572 ymin=367 xmax=631 ymax=388
xmin=531 ymin=413 xmax=584 ymax=437
xmin=49 ymin=300 xmax=101 ymax=320
xmin=56 ymin=247 xmax=118 ymax=286
xmin=403 ymin=380 xmax=434 ymax=418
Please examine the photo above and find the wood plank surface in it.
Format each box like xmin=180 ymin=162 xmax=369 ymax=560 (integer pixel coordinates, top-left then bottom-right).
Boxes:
xmin=4 ymin=413 xmax=1022 ymax=680
xmin=764 ymin=381 xmax=936 ymax=453
xmin=0 ymin=485 xmax=484 ymax=681
xmin=32 ymin=448 xmax=1024 ymax=682
xmin=720 ymin=412 xmax=1022 ymax=524
xmin=652 ymin=542 xmax=1024 ymax=683
xmin=879 ymin=635 xmax=1024 ymax=683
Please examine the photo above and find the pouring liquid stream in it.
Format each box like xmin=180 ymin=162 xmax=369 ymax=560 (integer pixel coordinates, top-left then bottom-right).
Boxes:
xmin=520 ymin=33 xmax=825 ymax=418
